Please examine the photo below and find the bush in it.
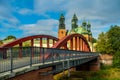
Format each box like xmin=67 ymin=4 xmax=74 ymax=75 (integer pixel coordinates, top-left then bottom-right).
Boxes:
xmin=113 ymin=50 xmax=120 ymax=68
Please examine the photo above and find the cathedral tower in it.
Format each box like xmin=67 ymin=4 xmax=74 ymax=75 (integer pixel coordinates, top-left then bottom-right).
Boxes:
xmin=87 ymin=22 xmax=91 ymax=32
xmin=82 ymin=19 xmax=87 ymax=30
xmin=71 ymin=14 xmax=78 ymax=30
xmin=87 ymin=22 xmax=92 ymax=42
xmin=58 ymin=14 xmax=66 ymax=39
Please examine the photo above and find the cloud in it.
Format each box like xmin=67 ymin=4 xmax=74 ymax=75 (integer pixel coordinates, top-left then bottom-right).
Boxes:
xmin=64 ymin=0 xmax=120 ymax=24
xmin=0 ymin=0 xmax=19 ymax=29
xmin=1 ymin=0 xmax=120 ymax=39
xmin=34 ymin=0 xmax=67 ymax=14
xmin=19 ymin=19 xmax=58 ymax=37
xmin=18 ymin=8 xmax=34 ymax=15
xmin=34 ymin=0 xmax=120 ymax=39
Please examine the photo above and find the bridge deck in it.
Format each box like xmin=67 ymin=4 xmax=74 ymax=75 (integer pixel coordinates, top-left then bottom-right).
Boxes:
xmin=0 ymin=47 xmax=99 ymax=79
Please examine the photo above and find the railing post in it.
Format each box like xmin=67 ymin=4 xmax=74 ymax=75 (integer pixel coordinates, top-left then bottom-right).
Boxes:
xmin=52 ymin=49 xmax=54 ymax=63
xmin=30 ymin=47 xmax=32 ymax=67
xmin=19 ymin=43 xmax=22 ymax=58
xmin=62 ymin=50 xmax=65 ymax=76
xmin=31 ymin=39 xmax=35 ymax=57
xmin=67 ymin=59 xmax=70 ymax=77
xmin=10 ymin=48 xmax=13 ymax=73
xmin=64 ymin=50 xmax=66 ymax=60
xmin=42 ymin=48 xmax=44 ymax=64
xmin=62 ymin=60 xmax=65 ymax=76
xmin=59 ymin=52 xmax=60 ymax=61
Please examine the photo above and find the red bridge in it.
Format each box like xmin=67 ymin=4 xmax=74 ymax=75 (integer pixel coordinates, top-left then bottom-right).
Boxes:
xmin=0 ymin=34 xmax=99 ymax=80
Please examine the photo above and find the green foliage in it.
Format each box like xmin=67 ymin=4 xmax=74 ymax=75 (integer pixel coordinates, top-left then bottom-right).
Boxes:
xmin=23 ymin=43 xmax=31 ymax=47
xmin=95 ymin=32 xmax=109 ymax=54
xmin=113 ymin=50 xmax=120 ymax=68
xmin=95 ymin=25 xmax=120 ymax=68
xmin=0 ymin=40 xmax=3 ymax=46
xmin=107 ymin=26 xmax=120 ymax=53
xmin=92 ymin=37 xmax=97 ymax=43
xmin=60 ymin=67 xmax=120 ymax=80
xmin=106 ymin=26 xmax=120 ymax=67
xmin=96 ymin=25 xmax=120 ymax=54
xmin=4 ymin=35 xmax=16 ymax=40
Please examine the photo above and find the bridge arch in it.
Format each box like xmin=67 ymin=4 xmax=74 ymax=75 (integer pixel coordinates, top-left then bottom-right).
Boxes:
xmin=0 ymin=35 xmax=59 ymax=58
xmin=52 ymin=34 xmax=91 ymax=52
xmin=0 ymin=35 xmax=59 ymax=48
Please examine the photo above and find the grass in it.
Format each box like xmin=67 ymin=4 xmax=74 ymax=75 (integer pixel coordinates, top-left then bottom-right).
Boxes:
xmin=56 ymin=65 xmax=120 ymax=80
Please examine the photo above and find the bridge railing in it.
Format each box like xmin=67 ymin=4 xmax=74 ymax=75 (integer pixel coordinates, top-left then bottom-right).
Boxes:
xmin=0 ymin=47 xmax=99 ymax=73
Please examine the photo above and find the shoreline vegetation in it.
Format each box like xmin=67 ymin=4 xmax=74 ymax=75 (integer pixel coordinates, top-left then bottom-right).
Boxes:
xmin=54 ymin=54 xmax=120 ymax=80
xmin=55 ymin=65 xmax=120 ymax=80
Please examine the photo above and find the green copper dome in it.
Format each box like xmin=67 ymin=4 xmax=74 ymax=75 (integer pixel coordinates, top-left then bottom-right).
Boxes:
xmin=88 ymin=31 xmax=92 ymax=35
xmin=82 ymin=20 xmax=87 ymax=27
xmin=75 ymin=26 xmax=89 ymax=34
xmin=68 ymin=29 xmax=75 ymax=35
xmin=68 ymin=26 xmax=89 ymax=35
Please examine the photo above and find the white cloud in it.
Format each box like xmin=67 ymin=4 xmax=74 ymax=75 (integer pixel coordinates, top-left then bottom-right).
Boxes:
xmin=0 ymin=0 xmax=19 ymax=29
xmin=1 ymin=0 xmax=120 ymax=39
xmin=34 ymin=0 xmax=67 ymax=14
xmin=18 ymin=8 xmax=34 ymax=15
xmin=34 ymin=0 xmax=120 ymax=38
xmin=19 ymin=19 xmax=58 ymax=37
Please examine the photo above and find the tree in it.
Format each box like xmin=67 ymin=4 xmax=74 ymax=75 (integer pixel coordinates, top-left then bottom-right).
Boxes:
xmin=113 ymin=50 xmax=120 ymax=68
xmin=4 ymin=35 xmax=16 ymax=40
xmin=95 ymin=32 xmax=108 ymax=54
xmin=96 ymin=25 xmax=120 ymax=54
xmin=92 ymin=37 xmax=97 ymax=43
xmin=96 ymin=25 xmax=120 ymax=67
xmin=0 ymin=40 xmax=3 ymax=46
xmin=107 ymin=25 xmax=120 ymax=53
xmin=107 ymin=25 xmax=120 ymax=67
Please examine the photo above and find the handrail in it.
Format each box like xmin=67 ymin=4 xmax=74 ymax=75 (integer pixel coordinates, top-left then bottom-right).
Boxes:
xmin=0 ymin=47 xmax=99 ymax=73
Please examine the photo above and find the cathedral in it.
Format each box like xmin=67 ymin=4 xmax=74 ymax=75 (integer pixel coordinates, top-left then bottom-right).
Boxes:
xmin=58 ymin=14 xmax=92 ymax=43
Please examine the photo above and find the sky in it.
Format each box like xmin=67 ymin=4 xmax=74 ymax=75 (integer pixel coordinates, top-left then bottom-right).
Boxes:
xmin=0 ymin=0 xmax=120 ymax=39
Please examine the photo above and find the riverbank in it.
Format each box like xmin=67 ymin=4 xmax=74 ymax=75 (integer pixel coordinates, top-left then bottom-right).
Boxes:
xmin=57 ymin=65 xmax=120 ymax=80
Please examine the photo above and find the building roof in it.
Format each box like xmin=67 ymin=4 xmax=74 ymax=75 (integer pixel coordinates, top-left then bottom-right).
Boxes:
xmin=75 ymin=26 xmax=89 ymax=34
xmin=68 ymin=26 xmax=90 ymax=35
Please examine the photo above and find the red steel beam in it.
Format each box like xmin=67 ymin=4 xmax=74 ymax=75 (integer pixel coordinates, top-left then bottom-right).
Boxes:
xmin=0 ymin=35 xmax=59 ymax=48
xmin=19 ymin=43 xmax=22 ymax=58
xmin=70 ymin=38 xmax=73 ymax=50
xmin=47 ymin=38 xmax=49 ymax=48
xmin=40 ymin=38 xmax=42 ymax=47
xmin=52 ymin=34 xmax=91 ymax=52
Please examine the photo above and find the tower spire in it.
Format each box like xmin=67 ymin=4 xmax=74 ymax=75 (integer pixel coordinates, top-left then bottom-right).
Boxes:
xmin=71 ymin=14 xmax=78 ymax=30
xmin=82 ymin=18 xmax=87 ymax=30
xmin=87 ymin=22 xmax=91 ymax=32
xmin=58 ymin=14 xmax=66 ymax=39
xmin=59 ymin=14 xmax=65 ymax=29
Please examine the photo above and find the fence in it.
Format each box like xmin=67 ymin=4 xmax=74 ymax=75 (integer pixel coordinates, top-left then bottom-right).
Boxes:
xmin=0 ymin=47 xmax=99 ymax=73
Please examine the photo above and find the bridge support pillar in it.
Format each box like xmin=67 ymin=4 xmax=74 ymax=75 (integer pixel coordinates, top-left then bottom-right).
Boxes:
xmin=76 ymin=62 xmax=89 ymax=71
xmin=89 ymin=57 xmax=100 ymax=71
xmin=76 ymin=58 xmax=100 ymax=71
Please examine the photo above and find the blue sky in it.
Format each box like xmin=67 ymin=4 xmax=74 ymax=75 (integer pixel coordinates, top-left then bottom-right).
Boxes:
xmin=0 ymin=0 xmax=120 ymax=39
